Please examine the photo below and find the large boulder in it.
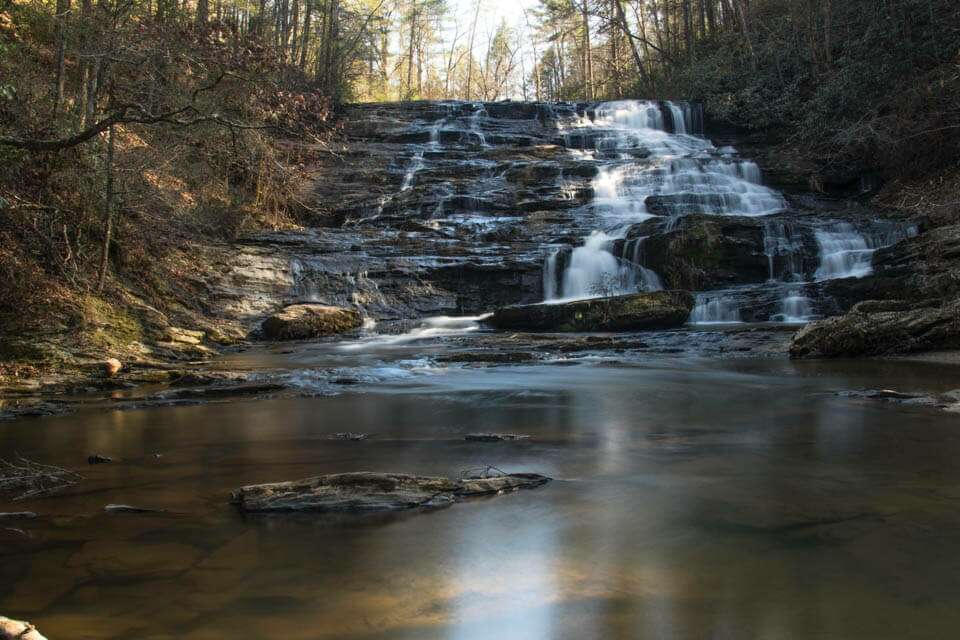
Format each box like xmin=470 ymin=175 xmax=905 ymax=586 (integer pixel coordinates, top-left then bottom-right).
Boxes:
xmin=626 ymin=215 xmax=812 ymax=290
xmin=260 ymin=304 xmax=362 ymax=340
xmin=488 ymin=291 xmax=694 ymax=332
xmin=231 ymin=471 xmax=551 ymax=513
xmin=790 ymin=298 xmax=960 ymax=358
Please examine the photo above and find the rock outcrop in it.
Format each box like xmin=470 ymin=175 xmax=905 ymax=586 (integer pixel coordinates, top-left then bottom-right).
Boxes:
xmin=790 ymin=298 xmax=960 ymax=358
xmin=488 ymin=291 xmax=694 ymax=332
xmin=231 ymin=471 xmax=551 ymax=512
xmin=625 ymin=214 xmax=778 ymax=289
xmin=260 ymin=304 xmax=362 ymax=340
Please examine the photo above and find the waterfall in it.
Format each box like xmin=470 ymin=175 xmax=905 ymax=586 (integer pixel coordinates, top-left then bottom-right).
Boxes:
xmin=546 ymin=98 xmax=786 ymax=303
xmin=689 ymin=293 xmax=742 ymax=324
xmin=814 ymin=222 xmax=919 ymax=281
xmin=400 ymin=120 xmax=444 ymax=193
xmin=665 ymin=101 xmax=687 ymax=134
xmin=771 ymin=290 xmax=815 ymax=324
xmin=400 ymin=151 xmax=424 ymax=192
xmin=543 ymin=250 xmax=559 ymax=300
xmin=814 ymin=224 xmax=873 ymax=280
xmin=763 ymin=221 xmax=804 ymax=282
xmin=469 ymin=103 xmax=488 ymax=147
xmin=623 ymin=236 xmax=664 ymax=292
xmin=557 ymin=231 xmax=634 ymax=301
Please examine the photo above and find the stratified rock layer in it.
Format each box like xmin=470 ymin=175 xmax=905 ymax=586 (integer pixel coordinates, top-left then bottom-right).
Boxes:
xmin=488 ymin=291 xmax=694 ymax=332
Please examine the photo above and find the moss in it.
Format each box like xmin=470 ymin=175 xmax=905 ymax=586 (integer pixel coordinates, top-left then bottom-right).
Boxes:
xmin=78 ymin=296 xmax=145 ymax=354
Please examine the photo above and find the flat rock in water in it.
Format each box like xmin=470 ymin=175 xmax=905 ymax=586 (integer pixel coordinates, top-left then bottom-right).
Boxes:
xmin=104 ymin=504 xmax=167 ymax=514
xmin=464 ymin=433 xmax=530 ymax=442
xmin=0 ymin=617 xmax=47 ymax=640
xmin=488 ymin=292 xmax=694 ymax=332
xmin=0 ymin=512 xmax=37 ymax=520
xmin=231 ymin=471 xmax=551 ymax=513
xmin=328 ymin=432 xmax=369 ymax=441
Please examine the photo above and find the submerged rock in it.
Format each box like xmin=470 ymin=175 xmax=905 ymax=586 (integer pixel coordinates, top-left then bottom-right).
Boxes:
xmin=260 ymin=304 xmax=362 ymax=340
xmin=231 ymin=471 xmax=551 ymax=513
xmin=328 ymin=432 xmax=369 ymax=441
xmin=0 ymin=617 xmax=47 ymax=640
xmin=488 ymin=291 xmax=694 ymax=332
xmin=790 ymin=298 xmax=960 ymax=358
xmin=464 ymin=433 xmax=530 ymax=442
xmin=104 ymin=504 xmax=167 ymax=514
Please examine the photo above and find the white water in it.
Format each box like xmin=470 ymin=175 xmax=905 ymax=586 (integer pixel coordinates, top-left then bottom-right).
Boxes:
xmin=623 ymin=236 xmax=664 ymax=292
xmin=547 ymin=99 xmax=786 ymax=303
xmin=469 ymin=103 xmax=488 ymax=147
xmin=814 ymin=224 xmax=874 ymax=280
xmin=689 ymin=293 xmax=742 ymax=324
xmin=813 ymin=222 xmax=919 ymax=281
xmin=771 ymin=290 xmax=816 ymax=324
xmin=338 ymin=314 xmax=492 ymax=351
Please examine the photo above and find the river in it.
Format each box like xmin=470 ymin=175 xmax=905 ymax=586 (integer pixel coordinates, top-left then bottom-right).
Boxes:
xmin=3 ymin=338 xmax=960 ymax=639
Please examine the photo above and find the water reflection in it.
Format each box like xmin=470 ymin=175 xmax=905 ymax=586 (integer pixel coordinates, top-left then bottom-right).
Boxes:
xmin=1 ymin=355 xmax=960 ymax=638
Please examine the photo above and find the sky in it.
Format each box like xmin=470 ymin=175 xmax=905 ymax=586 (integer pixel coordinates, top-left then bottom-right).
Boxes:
xmin=444 ymin=0 xmax=542 ymax=91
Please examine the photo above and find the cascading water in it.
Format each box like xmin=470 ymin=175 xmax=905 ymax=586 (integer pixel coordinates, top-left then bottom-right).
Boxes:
xmin=763 ymin=220 xmax=805 ymax=282
xmin=558 ymin=230 xmax=637 ymax=301
xmin=623 ymin=236 xmax=664 ymax=292
xmin=399 ymin=120 xmax=443 ymax=192
xmin=814 ymin=222 xmax=918 ymax=281
xmin=546 ymin=99 xmax=786 ymax=304
xmin=469 ymin=103 xmax=489 ymax=147
xmin=689 ymin=293 xmax=742 ymax=324
xmin=771 ymin=290 xmax=815 ymax=324
xmin=813 ymin=224 xmax=874 ymax=280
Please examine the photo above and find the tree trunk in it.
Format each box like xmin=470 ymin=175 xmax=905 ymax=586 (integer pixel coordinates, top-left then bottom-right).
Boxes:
xmin=196 ymin=0 xmax=208 ymax=26
xmin=466 ymin=0 xmax=481 ymax=100
xmin=734 ymin=0 xmax=757 ymax=68
xmin=405 ymin=2 xmax=416 ymax=99
xmin=299 ymin=0 xmax=312 ymax=70
xmin=581 ymin=0 xmax=594 ymax=100
xmin=97 ymin=125 xmax=116 ymax=294
xmin=54 ymin=0 xmax=70 ymax=111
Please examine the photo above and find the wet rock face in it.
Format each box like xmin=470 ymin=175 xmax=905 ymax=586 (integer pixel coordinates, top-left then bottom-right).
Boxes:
xmin=489 ymin=291 xmax=695 ymax=332
xmin=260 ymin=304 xmax=362 ymax=340
xmin=627 ymin=215 xmax=771 ymax=290
xmin=790 ymin=298 xmax=960 ymax=358
xmin=231 ymin=471 xmax=551 ymax=513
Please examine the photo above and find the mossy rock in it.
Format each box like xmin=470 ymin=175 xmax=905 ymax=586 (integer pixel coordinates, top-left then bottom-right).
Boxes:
xmin=488 ymin=291 xmax=695 ymax=332
xmin=790 ymin=297 xmax=960 ymax=358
